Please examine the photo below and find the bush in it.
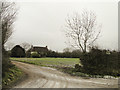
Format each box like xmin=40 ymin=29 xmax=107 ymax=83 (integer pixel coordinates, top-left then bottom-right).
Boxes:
xmin=80 ymin=47 xmax=119 ymax=76
xmin=31 ymin=52 xmax=40 ymax=58
xmin=75 ymin=64 xmax=82 ymax=72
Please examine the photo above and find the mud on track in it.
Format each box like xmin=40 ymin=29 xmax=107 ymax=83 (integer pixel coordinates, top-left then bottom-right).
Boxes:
xmin=11 ymin=61 xmax=118 ymax=88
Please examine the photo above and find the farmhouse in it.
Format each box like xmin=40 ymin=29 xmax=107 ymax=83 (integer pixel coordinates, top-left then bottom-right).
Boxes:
xmin=27 ymin=45 xmax=48 ymax=57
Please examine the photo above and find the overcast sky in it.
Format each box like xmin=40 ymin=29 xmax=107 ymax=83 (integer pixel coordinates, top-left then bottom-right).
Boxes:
xmin=7 ymin=1 xmax=118 ymax=52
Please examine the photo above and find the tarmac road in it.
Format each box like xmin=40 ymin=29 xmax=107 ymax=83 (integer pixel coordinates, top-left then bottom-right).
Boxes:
xmin=11 ymin=61 xmax=118 ymax=88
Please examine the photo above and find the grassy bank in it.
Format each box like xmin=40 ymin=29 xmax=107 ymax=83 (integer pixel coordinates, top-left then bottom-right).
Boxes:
xmin=2 ymin=64 xmax=24 ymax=88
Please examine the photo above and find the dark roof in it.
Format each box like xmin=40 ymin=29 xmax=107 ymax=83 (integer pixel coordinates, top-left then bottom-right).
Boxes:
xmin=12 ymin=45 xmax=25 ymax=50
xmin=28 ymin=46 xmax=48 ymax=53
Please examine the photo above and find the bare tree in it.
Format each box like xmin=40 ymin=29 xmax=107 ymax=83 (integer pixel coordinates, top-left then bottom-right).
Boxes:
xmin=20 ymin=42 xmax=31 ymax=51
xmin=65 ymin=10 xmax=101 ymax=53
xmin=1 ymin=2 xmax=17 ymax=49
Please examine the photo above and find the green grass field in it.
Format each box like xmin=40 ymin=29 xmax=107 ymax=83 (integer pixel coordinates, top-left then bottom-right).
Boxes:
xmin=10 ymin=58 xmax=80 ymax=67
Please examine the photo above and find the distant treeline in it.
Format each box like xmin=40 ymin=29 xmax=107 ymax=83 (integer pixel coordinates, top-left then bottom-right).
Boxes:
xmin=46 ymin=50 xmax=82 ymax=58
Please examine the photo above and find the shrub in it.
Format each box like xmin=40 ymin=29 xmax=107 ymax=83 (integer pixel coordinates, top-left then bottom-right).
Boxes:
xmin=80 ymin=47 xmax=119 ymax=76
xmin=31 ymin=52 xmax=40 ymax=58
xmin=75 ymin=64 xmax=82 ymax=72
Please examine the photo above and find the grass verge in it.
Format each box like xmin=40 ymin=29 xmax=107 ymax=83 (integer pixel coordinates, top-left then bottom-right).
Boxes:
xmin=2 ymin=64 xmax=24 ymax=88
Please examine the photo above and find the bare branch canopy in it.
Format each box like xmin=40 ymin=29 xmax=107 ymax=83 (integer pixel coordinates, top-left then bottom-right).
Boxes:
xmin=65 ymin=10 xmax=101 ymax=53
xmin=1 ymin=2 xmax=17 ymax=46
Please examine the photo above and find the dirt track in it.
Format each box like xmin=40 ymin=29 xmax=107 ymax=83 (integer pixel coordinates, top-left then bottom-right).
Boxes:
xmin=12 ymin=61 xmax=118 ymax=88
